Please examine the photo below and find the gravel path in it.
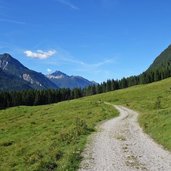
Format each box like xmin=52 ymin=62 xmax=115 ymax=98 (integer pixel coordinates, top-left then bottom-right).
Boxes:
xmin=79 ymin=105 xmax=171 ymax=171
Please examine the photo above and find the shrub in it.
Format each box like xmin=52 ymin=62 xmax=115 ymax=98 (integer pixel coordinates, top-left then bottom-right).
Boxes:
xmin=59 ymin=118 xmax=89 ymax=144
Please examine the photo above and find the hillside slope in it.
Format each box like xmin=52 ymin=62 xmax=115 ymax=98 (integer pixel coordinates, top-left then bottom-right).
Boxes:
xmin=148 ymin=45 xmax=171 ymax=70
xmin=139 ymin=45 xmax=171 ymax=83
xmin=0 ymin=97 xmax=118 ymax=170
xmin=90 ymin=77 xmax=171 ymax=150
xmin=0 ymin=68 xmax=32 ymax=91
xmin=0 ymin=77 xmax=171 ymax=170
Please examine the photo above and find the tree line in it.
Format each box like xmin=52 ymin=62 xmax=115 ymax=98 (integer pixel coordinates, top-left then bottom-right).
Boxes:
xmin=1 ymin=64 xmax=171 ymax=109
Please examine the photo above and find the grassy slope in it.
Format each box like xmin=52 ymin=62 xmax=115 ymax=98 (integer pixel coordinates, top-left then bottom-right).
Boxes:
xmin=0 ymin=98 xmax=118 ymax=170
xmin=1 ymin=77 xmax=171 ymax=170
xmin=89 ymin=77 xmax=171 ymax=151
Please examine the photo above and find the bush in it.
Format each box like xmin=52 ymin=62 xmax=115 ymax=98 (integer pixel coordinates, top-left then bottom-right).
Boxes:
xmin=59 ymin=118 xmax=89 ymax=144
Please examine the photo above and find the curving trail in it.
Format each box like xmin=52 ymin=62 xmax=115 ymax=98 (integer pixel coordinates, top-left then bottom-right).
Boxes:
xmin=79 ymin=105 xmax=171 ymax=171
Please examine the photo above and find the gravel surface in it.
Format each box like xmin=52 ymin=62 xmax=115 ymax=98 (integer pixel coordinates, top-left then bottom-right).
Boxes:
xmin=79 ymin=105 xmax=171 ymax=171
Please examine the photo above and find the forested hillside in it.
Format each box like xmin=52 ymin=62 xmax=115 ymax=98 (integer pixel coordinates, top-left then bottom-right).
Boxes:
xmin=1 ymin=45 xmax=171 ymax=109
xmin=1 ymin=77 xmax=171 ymax=170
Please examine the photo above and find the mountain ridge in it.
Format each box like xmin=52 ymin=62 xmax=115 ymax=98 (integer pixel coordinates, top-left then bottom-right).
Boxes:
xmin=147 ymin=44 xmax=171 ymax=71
xmin=0 ymin=53 xmax=58 ymax=90
xmin=0 ymin=53 xmax=96 ymax=91
xmin=1 ymin=44 xmax=171 ymax=91
xmin=47 ymin=70 xmax=96 ymax=89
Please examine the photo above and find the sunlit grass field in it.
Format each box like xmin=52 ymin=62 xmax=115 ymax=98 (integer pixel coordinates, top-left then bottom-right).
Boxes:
xmin=1 ymin=77 xmax=171 ymax=170
xmin=0 ymin=98 xmax=118 ymax=170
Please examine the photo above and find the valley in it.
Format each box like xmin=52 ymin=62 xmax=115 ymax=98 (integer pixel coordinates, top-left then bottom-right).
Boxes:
xmin=1 ymin=1 xmax=171 ymax=170
xmin=0 ymin=77 xmax=171 ymax=170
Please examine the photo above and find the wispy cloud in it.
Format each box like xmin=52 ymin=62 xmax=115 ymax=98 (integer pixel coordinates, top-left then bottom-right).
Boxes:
xmin=0 ymin=18 xmax=25 ymax=24
xmin=83 ymin=59 xmax=114 ymax=68
xmin=48 ymin=48 xmax=116 ymax=73
xmin=24 ymin=50 xmax=56 ymax=59
xmin=54 ymin=0 xmax=79 ymax=10
xmin=61 ymin=57 xmax=114 ymax=68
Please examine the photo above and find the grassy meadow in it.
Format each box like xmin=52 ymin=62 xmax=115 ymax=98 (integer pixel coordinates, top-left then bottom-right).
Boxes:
xmin=0 ymin=98 xmax=118 ymax=170
xmin=1 ymin=77 xmax=171 ymax=170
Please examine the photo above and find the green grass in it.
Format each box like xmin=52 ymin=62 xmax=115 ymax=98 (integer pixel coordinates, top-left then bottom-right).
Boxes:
xmin=89 ymin=77 xmax=171 ymax=151
xmin=1 ymin=77 xmax=171 ymax=170
xmin=0 ymin=99 xmax=118 ymax=171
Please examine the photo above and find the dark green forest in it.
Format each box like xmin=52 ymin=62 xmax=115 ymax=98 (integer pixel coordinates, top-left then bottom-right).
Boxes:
xmin=1 ymin=61 xmax=171 ymax=109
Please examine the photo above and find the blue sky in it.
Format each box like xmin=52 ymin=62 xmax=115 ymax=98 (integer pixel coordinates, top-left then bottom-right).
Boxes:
xmin=0 ymin=0 xmax=171 ymax=83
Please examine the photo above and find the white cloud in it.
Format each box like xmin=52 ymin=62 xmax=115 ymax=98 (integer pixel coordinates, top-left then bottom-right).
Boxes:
xmin=24 ymin=50 xmax=56 ymax=59
xmin=55 ymin=0 xmax=79 ymax=10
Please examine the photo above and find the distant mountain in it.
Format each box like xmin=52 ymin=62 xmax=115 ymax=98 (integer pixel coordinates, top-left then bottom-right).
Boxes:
xmin=0 ymin=53 xmax=58 ymax=91
xmin=134 ymin=45 xmax=171 ymax=84
xmin=147 ymin=45 xmax=171 ymax=71
xmin=0 ymin=53 xmax=96 ymax=91
xmin=0 ymin=68 xmax=33 ymax=91
xmin=47 ymin=71 xmax=96 ymax=89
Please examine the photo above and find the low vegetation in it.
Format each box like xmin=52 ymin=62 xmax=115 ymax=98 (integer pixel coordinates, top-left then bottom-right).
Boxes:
xmin=0 ymin=99 xmax=118 ymax=170
xmin=1 ymin=77 xmax=171 ymax=170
